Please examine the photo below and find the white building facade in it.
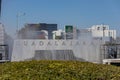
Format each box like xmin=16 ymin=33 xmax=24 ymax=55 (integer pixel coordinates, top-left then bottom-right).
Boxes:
xmin=89 ymin=24 xmax=116 ymax=40
xmin=0 ymin=23 xmax=5 ymax=44
xmin=0 ymin=23 xmax=8 ymax=60
xmin=52 ymin=29 xmax=64 ymax=39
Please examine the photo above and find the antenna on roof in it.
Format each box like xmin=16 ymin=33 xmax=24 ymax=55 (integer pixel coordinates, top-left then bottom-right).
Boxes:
xmin=0 ymin=0 xmax=2 ymax=21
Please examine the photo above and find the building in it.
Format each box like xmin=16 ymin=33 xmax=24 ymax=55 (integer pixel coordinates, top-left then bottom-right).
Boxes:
xmin=18 ymin=23 xmax=57 ymax=39
xmin=52 ymin=29 xmax=64 ymax=39
xmin=89 ymin=24 xmax=116 ymax=40
xmin=0 ymin=23 xmax=8 ymax=60
xmin=52 ymin=26 xmax=78 ymax=39
xmin=77 ymin=29 xmax=92 ymax=39
xmin=0 ymin=23 xmax=5 ymax=44
xmin=65 ymin=25 xmax=74 ymax=39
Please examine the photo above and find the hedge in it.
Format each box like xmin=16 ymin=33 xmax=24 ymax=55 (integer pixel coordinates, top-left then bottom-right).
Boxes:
xmin=0 ymin=60 xmax=120 ymax=80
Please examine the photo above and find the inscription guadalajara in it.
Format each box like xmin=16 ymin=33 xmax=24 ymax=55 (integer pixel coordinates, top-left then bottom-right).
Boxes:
xmin=23 ymin=40 xmax=95 ymax=47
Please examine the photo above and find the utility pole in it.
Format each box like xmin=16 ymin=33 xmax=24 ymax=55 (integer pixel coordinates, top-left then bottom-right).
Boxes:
xmin=0 ymin=0 xmax=2 ymax=21
xmin=16 ymin=13 xmax=25 ymax=38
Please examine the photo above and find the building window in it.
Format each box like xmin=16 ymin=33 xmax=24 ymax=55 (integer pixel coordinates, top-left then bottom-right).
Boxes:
xmin=103 ymin=27 xmax=106 ymax=30
xmin=0 ymin=53 xmax=2 ymax=60
xmin=97 ymin=27 xmax=100 ymax=30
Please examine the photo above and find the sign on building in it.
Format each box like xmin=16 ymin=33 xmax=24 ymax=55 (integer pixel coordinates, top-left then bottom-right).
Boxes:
xmin=65 ymin=25 xmax=73 ymax=39
xmin=65 ymin=25 xmax=73 ymax=33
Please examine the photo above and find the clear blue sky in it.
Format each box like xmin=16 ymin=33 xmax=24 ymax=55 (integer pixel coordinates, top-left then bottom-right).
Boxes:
xmin=1 ymin=0 xmax=120 ymax=36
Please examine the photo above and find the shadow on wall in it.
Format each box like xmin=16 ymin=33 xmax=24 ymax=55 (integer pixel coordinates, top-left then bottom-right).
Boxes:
xmin=26 ymin=50 xmax=86 ymax=61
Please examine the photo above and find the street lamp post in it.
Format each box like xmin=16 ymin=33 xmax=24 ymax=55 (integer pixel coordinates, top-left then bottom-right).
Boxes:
xmin=16 ymin=13 xmax=25 ymax=38
xmin=16 ymin=13 xmax=19 ymax=33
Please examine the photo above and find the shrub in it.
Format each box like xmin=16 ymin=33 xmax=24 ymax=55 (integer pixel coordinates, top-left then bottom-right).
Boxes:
xmin=0 ymin=60 xmax=120 ymax=80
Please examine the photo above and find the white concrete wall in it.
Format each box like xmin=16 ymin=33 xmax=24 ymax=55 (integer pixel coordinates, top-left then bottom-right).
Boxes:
xmin=91 ymin=24 xmax=109 ymax=30
xmin=92 ymin=30 xmax=116 ymax=40
xmin=11 ymin=39 xmax=104 ymax=63
xmin=90 ymin=25 xmax=116 ymax=40
xmin=92 ymin=30 xmax=104 ymax=37
xmin=0 ymin=24 xmax=6 ymax=60
xmin=109 ymin=30 xmax=116 ymax=39
xmin=0 ymin=24 xmax=5 ymax=44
